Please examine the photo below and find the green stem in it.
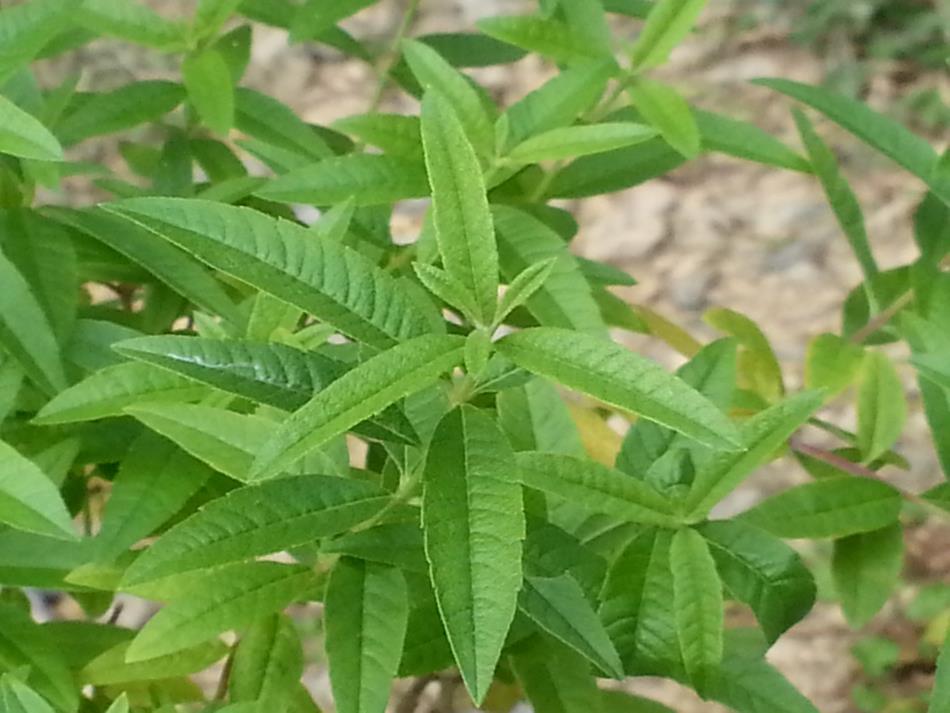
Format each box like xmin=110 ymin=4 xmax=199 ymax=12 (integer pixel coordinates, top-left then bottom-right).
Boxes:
xmin=364 ymin=0 xmax=421 ymax=117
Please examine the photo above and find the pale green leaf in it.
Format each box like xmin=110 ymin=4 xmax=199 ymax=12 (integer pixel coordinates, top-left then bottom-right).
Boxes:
xmin=331 ymin=113 xmax=422 ymax=159
xmin=515 ymin=452 xmax=678 ymax=526
xmin=77 ymin=0 xmax=187 ymax=50
xmin=255 ymin=154 xmax=429 ymax=206
xmin=34 ymin=362 xmax=210 ymax=425
xmin=519 ymin=573 xmax=623 ymax=678
xmin=670 ymin=527 xmax=723 ymax=692
xmin=697 ymin=519 xmax=815 ymax=643
xmin=804 ymin=333 xmax=864 ymax=394
xmin=103 ymin=694 xmax=129 ymax=713
xmin=495 ymin=257 xmax=557 ymax=325
xmin=684 ymin=391 xmax=823 ymax=517
xmin=932 ymin=633 xmax=950 ymax=713
xmin=412 ymin=263 xmax=478 ymax=321
xmin=421 ymin=92 xmax=499 ymax=324
xmin=477 ymin=15 xmax=613 ymax=67
xmin=0 ymin=95 xmax=63 ymax=161
xmin=193 ymin=0 xmax=244 ymax=40
xmin=547 ymin=138 xmax=685 ymax=198
xmin=497 ymin=327 xmax=741 ymax=450
xmin=122 ymin=475 xmax=389 ymax=585
xmin=627 ymin=79 xmax=700 ymax=158
xmin=464 ymin=330 xmax=492 ymax=376
xmin=507 ymin=122 xmax=657 ymax=163
xmin=497 ymin=377 xmax=584 ymax=455
xmin=80 ymin=639 xmax=228 ymax=685
xmin=402 ymin=39 xmax=494 ymax=159
xmin=230 ymin=614 xmax=303 ymax=707
xmin=183 ymin=48 xmax=234 ymax=135
xmin=234 ymin=87 xmax=331 ymax=160
xmin=857 ymin=351 xmax=906 ymax=464
xmin=705 ymin=307 xmax=784 ymax=402
xmin=103 ymin=198 xmax=435 ymax=347
xmin=251 ymin=334 xmax=464 ymax=479
xmin=0 ymin=675 xmax=57 ymax=713
xmin=0 ymin=249 xmax=67 ymax=395
xmin=832 ymin=522 xmax=903 ymax=627
xmin=127 ymin=562 xmax=315 ymax=661
xmin=629 ymin=0 xmax=709 ymax=70
xmin=290 ymin=0 xmax=374 ymax=41
xmin=0 ymin=440 xmax=76 ymax=541
xmin=694 ymin=109 xmax=810 ymax=172
xmin=0 ymin=0 xmax=76 ymax=84
xmin=706 ymin=647 xmax=819 ymax=713
xmin=325 ymin=558 xmax=408 ymax=713
xmin=739 ymin=477 xmax=902 ymax=539
xmin=422 ymin=405 xmax=524 ymax=704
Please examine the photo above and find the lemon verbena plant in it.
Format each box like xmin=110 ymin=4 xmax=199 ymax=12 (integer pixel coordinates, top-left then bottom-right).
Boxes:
xmin=0 ymin=0 xmax=948 ymax=712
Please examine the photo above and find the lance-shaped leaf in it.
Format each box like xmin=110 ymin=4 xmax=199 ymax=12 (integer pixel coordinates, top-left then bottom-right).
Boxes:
xmin=251 ymin=334 xmax=464 ymax=479
xmin=694 ymin=110 xmax=810 ymax=173
xmin=234 ymin=87 xmax=331 ymax=160
xmin=0 ymin=0 xmax=76 ymax=83
xmin=697 ymin=520 xmax=815 ymax=643
xmin=497 ymin=328 xmax=741 ymax=450
xmin=706 ymin=645 xmax=819 ymax=713
xmin=255 ymin=154 xmax=429 ymax=206
xmin=122 ymin=475 xmax=389 ymax=585
xmin=80 ymin=639 xmax=228 ymax=685
xmin=519 ymin=573 xmax=623 ymax=678
xmin=515 ymin=452 xmax=678 ymax=526
xmin=0 ymin=95 xmax=63 ymax=161
xmin=497 ymin=377 xmax=584 ymax=455
xmin=183 ymin=48 xmax=234 ymax=135
xmin=627 ymin=79 xmax=700 ymax=158
xmin=1 ymin=676 xmax=57 ymax=713
xmin=832 ymin=522 xmax=903 ymax=627
xmin=95 ymin=433 xmax=213 ymax=560
xmin=230 ymin=614 xmax=303 ymax=707
xmin=857 ymin=351 xmax=906 ymax=464
xmin=933 ymin=633 xmax=950 ymax=713
xmin=324 ymin=522 xmax=427 ymax=573
xmin=325 ymin=558 xmax=409 ymax=713
xmin=332 ymin=113 xmax=423 ymax=160
xmin=402 ymin=39 xmax=494 ymax=159
xmin=495 ymin=257 xmax=558 ymax=325
xmin=684 ymin=390 xmax=824 ymax=517
xmin=422 ymin=405 xmax=524 ymax=704
xmin=0 ymin=249 xmax=66 ymax=395
xmin=34 ymin=362 xmax=210 ymax=425
xmin=670 ymin=528 xmax=723 ymax=692
xmin=506 ymin=122 xmax=657 ymax=164
xmin=0 ymin=440 xmax=76 ymax=541
xmin=755 ymin=78 xmax=949 ymax=206
xmin=510 ymin=637 xmax=602 ymax=713
xmin=739 ymin=477 xmax=902 ymax=539
xmin=421 ymin=92 xmax=499 ymax=324
xmin=77 ymin=0 xmax=187 ymax=50
xmin=477 ymin=15 xmax=612 ymax=67
xmin=290 ymin=0 xmax=374 ymax=41
xmin=629 ymin=0 xmax=709 ymax=70
xmin=47 ymin=206 xmax=240 ymax=323
xmin=127 ymin=561 xmax=315 ymax=661
xmin=114 ymin=336 xmax=417 ymax=444
xmin=103 ymin=198 xmax=434 ymax=347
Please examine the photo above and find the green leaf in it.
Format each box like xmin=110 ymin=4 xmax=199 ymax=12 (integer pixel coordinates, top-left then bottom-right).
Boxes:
xmin=56 ymin=81 xmax=186 ymax=145
xmin=510 ymin=637 xmax=601 ymax=713
xmin=0 ymin=440 xmax=75 ymax=541
xmin=599 ymin=528 xmax=681 ymax=673
xmin=497 ymin=377 xmax=584 ymax=455
xmin=128 ymin=562 xmax=314 ymax=661
xmin=422 ymin=405 xmax=524 ymax=704
xmin=832 ymin=522 xmax=903 ymax=627
xmin=289 ymin=0 xmax=374 ymax=42
xmin=325 ymin=558 xmax=409 ymax=713
xmin=0 ymin=95 xmax=63 ymax=161
xmin=493 ymin=206 xmax=606 ymax=334
xmin=193 ymin=0 xmax=243 ymax=40
xmin=793 ymin=109 xmax=878 ymax=280
xmin=515 ymin=452 xmax=678 ymax=526
xmin=495 ymin=257 xmax=558 ymax=324
xmin=498 ymin=327 xmax=740 ymax=450
xmin=706 ymin=646 xmax=819 ymax=713
xmin=183 ymin=48 xmax=234 ymax=135
xmin=251 ymin=334 xmax=464 ymax=479
xmin=684 ymin=390 xmax=823 ymax=517
xmin=932 ymin=632 xmax=950 ymax=713
xmin=739 ymin=477 xmax=902 ymax=539
xmin=507 ymin=122 xmax=657 ymax=163
xmin=255 ymin=154 xmax=429 ymax=206
xmin=77 ymin=0 xmax=187 ymax=50
xmin=477 ymin=15 xmax=612 ymax=67
xmin=857 ymin=351 xmax=906 ymax=464
xmin=234 ymin=87 xmax=331 ymax=160
xmin=922 ymin=481 xmax=950 ymax=514
xmin=47 ymin=206 xmax=240 ymax=323
xmin=331 ymin=113 xmax=422 ymax=159
xmin=519 ymin=573 xmax=623 ymax=678
xmin=230 ymin=614 xmax=303 ymax=707
xmin=414 ymin=32 xmax=526 ymax=67
xmin=697 ymin=520 xmax=815 ymax=643
xmin=0 ymin=675 xmax=57 ymax=713
xmin=412 ymin=262 xmax=478 ymax=321
xmin=755 ymin=78 xmax=949 ymax=206
xmin=629 ymin=0 xmax=708 ymax=70
xmin=670 ymin=527 xmax=722 ymax=692
xmin=0 ymin=0 xmax=76 ymax=84
xmin=0 ymin=248 xmax=67 ymax=395
xmin=95 ymin=434 xmax=213 ymax=560
xmin=103 ymin=198 xmax=435 ymax=347
xmin=694 ymin=109 xmax=810 ymax=172
xmin=705 ymin=307 xmax=784 ymax=402
xmin=102 ymin=694 xmax=128 ymax=713
xmin=402 ymin=40 xmax=494 ymax=159
xmin=627 ymin=79 xmax=700 ymax=158
xmin=599 ymin=689 xmax=675 ymax=713
xmin=80 ymin=638 xmax=228 ymax=685
xmin=34 ymin=362 xmax=210 ymax=425
xmin=804 ymin=333 xmax=864 ymax=394
xmin=421 ymin=92 xmax=499 ymax=324
xmin=501 ymin=61 xmax=613 ymax=149
xmin=122 ymin=475 xmax=388 ymax=585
